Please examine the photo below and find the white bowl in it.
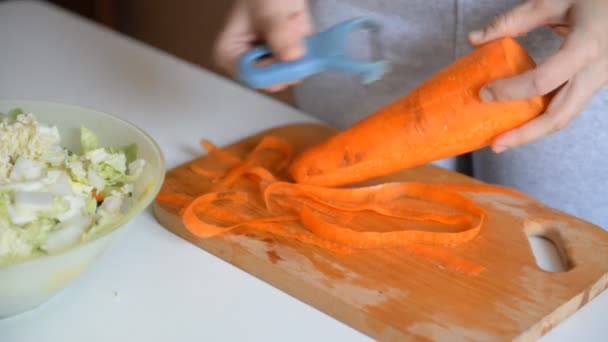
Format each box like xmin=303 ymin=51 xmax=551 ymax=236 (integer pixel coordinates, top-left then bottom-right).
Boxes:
xmin=0 ymin=100 xmax=165 ymax=318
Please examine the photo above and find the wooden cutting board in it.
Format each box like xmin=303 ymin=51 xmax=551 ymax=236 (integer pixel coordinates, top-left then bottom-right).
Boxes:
xmin=153 ymin=123 xmax=608 ymax=341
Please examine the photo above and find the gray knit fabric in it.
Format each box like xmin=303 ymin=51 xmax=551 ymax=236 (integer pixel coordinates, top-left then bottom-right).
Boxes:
xmin=294 ymin=0 xmax=608 ymax=228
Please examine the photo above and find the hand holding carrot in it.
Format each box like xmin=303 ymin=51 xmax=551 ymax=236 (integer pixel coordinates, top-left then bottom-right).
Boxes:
xmin=213 ymin=0 xmax=312 ymax=93
xmin=469 ymin=0 xmax=608 ymax=153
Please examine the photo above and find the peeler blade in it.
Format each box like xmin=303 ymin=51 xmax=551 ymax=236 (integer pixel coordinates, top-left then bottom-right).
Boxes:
xmin=237 ymin=17 xmax=389 ymax=89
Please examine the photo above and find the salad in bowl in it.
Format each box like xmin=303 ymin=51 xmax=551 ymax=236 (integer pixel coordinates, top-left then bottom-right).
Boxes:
xmin=1 ymin=109 xmax=147 ymax=265
xmin=0 ymin=100 xmax=165 ymax=318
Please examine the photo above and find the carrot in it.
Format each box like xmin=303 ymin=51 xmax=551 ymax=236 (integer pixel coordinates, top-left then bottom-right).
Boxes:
xmin=288 ymin=37 xmax=551 ymax=187
xmin=91 ymin=188 xmax=105 ymax=202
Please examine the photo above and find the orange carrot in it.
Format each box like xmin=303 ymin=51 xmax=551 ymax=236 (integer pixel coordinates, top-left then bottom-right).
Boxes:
xmin=92 ymin=188 xmax=105 ymax=202
xmin=289 ymin=37 xmax=550 ymax=187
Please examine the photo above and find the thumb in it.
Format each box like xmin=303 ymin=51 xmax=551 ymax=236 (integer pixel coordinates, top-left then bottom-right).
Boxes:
xmin=468 ymin=0 xmax=568 ymax=45
xmin=250 ymin=0 xmax=312 ymax=61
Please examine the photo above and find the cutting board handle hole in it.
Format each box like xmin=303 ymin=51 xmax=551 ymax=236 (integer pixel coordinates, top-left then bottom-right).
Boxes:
xmin=527 ymin=235 xmax=569 ymax=272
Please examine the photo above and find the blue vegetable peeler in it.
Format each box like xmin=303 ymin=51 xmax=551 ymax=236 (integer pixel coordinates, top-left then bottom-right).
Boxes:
xmin=237 ymin=17 xmax=389 ymax=89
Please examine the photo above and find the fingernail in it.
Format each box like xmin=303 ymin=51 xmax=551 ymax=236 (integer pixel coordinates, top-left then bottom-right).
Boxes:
xmin=479 ymin=87 xmax=495 ymax=102
xmin=469 ymin=31 xmax=483 ymax=43
xmin=493 ymin=145 xmax=508 ymax=154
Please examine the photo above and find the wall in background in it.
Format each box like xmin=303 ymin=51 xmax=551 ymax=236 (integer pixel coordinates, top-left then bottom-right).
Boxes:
xmin=47 ymin=0 xmax=294 ymax=105
xmin=117 ymin=0 xmax=230 ymax=77
xmin=47 ymin=0 xmax=117 ymax=27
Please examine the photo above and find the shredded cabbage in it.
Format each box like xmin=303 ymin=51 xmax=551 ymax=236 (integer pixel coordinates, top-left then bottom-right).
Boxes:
xmin=0 ymin=110 xmax=146 ymax=266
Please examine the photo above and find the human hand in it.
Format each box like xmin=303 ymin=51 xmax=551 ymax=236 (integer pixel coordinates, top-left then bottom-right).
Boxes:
xmin=469 ymin=0 xmax=608 ymax=153
xmin=213 ymin=0 xmax=312 ymax=92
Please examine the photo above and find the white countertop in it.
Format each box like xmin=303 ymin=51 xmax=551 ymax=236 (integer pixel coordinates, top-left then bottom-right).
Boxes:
xmin=0 ymin=1 xmax=606 ymax=341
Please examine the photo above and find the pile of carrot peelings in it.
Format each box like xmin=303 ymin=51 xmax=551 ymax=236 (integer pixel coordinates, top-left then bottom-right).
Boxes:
xmin=156 ymin=136 xmax=530 ymax=275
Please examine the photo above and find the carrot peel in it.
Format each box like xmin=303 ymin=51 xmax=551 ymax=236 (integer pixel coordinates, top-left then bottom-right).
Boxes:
xmin=154 ymin=135 xmax=536 ymax=275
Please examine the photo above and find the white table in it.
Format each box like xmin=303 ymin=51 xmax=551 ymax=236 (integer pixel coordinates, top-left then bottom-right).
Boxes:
xmin=0 ymin=1 xmax=606 ymax=341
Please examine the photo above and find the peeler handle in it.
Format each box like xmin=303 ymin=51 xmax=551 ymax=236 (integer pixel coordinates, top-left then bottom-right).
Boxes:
xmin=237 ymin=40 xmax=325 ymax=89
xmin=237 ymin=17 xmax=388 ymax=89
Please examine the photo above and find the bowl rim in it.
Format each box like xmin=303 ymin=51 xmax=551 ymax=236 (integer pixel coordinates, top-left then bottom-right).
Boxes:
xmin=0 ymin=99 xmax=166 ymax=269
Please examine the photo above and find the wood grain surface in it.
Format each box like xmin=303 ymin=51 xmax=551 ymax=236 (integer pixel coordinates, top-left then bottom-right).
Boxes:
xmin=153 ymin=123 xmax=608 ymax=341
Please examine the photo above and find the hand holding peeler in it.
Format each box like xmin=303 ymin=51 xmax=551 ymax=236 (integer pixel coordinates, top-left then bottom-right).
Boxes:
xmin=237 ymin=17 xmax=389 ymax=89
